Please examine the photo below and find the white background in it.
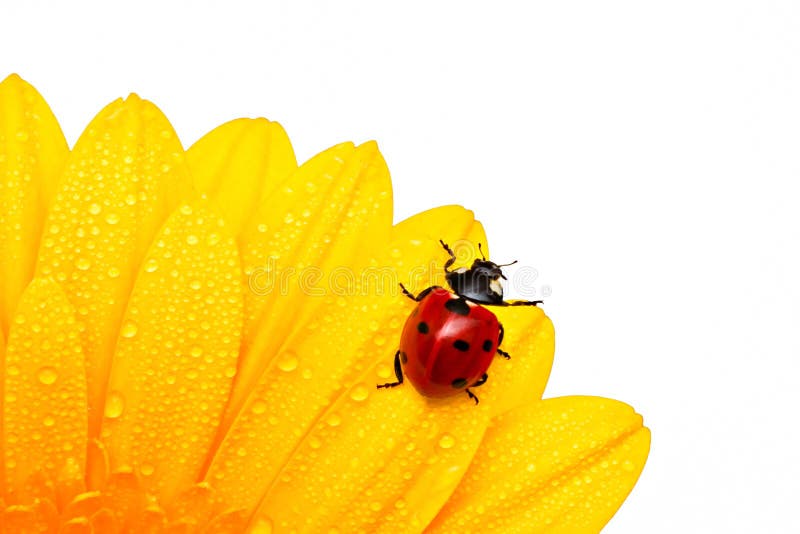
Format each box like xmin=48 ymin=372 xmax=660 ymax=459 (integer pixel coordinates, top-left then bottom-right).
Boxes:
xmin=2 ymin=2 xmax=799 ymax=532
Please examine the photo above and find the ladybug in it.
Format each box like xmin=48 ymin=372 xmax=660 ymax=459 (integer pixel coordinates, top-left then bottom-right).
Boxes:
xmin=377 ymin=240 xmax=542 ymax=404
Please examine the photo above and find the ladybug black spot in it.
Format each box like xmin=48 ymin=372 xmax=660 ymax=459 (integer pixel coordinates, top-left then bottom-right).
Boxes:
xmin=482 ymin=339 xmax=493 ymax=352
xmin=400 ymin=351 xmax=408 ymax=364
xmin=444 ymin=298 xmax=470 ymax=316
xmin=453 ymin=339 xmax=470 ymax=352
xmin=417 ymin=322 xmax=429 ymax=334
xmin=451 ymin=378 xmax=468 ymax=389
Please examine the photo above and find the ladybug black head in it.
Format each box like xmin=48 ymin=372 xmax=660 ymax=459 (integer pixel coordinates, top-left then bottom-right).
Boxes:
xmin=443 ymin=242 xmax=515 ymax=305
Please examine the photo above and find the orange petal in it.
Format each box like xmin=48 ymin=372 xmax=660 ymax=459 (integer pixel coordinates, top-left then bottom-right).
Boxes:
xmin=0 ymin=74 xmax=69 ymax=338
xmin=427 ymin=396 xmax=651 ymax=533
xmin=2 ymin=278 xmax=87 ymax=505
xmin=2 ymin=498 xmax=59 ymax=532
xmin=206 ymin=207 xmax=486 ymax=527
xmin=100 ymin=202 xmax=243 ymax=504
xmin=35 ymin=95 xmax=192 ymax=438
xmin=186 ymin=118 xmax=297 ymax=235
xmin=220 ymin=141 xmax=392 ymax=437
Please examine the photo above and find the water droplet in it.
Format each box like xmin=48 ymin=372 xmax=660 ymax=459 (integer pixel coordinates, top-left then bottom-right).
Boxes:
xmin=438 ymin=433 xmax=456 ymax=449
xmin=140 ymin=463 xmax=155 ymax=476
xmin=277 ymin=351 xmax=298 ymax=372
xmin=190 ymin=346 xmax=203 ymax=358
xmin=283 ymin=213 xmax=295 ymax=224
xmin=105 ymin=213 xmax=120 ymax=224
xmin=120 ymin=322 xmax=138 ymax=338
xmin=251 ymin=400 xmax=268 ymax=415
xmin=6 ymin=365 xmax=20 ymax=376
xmin=89 ymin=203 xmax=102 ymax=215
xmin=326 ymin=414 xmax=342 ymax=427
xmin=13 ymin=314 xmax=25 ymax=325
xmin=251 ymin=517 xmax=274 ymax=534
xmin=144 ymin=259 xmax=159 ymax=272
xmin=187 ymin=234 xmax=199 ymax=245
xmin=43 ymin=415 xmax=55 ymax=427
xmin=37 ymin=367 xmax=58 ymax=385
xmin=394 ymin=498 xmax=407 ymax=509
xmin=107 ymin=267 xmax=121 ymax=278
xmin=257 ymin=223 xmax=268 ymax=233
xmin=105 ymin=393 xmax=125 ymax=419
xmin=237 ymin=447 xmax=247 ymax=457
xmin=75 ymin=257 xmax=92 ymax=271
xmin=15 ymin=130 xmax=29 ymax=142
xmin=180 ymin=204 xmax=193 ymax=215
xmin=350 ymin=384 xmax=369 ymax=402
xmin=370 ymin=502 xmax=382 ymax=512
xmin=622 ymin=459 xmax=635 ymax=472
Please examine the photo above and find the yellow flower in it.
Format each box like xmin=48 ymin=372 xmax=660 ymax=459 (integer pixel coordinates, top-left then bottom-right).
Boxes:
xmin=0 ymin=73 xmax=649 ymax=533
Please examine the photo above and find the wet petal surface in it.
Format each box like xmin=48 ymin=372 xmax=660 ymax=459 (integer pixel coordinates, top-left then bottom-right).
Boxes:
xmin=3 ymin=279 xmax=87 ymax=505
xmin=186 ymin=117 xmax=297 ymax=236
xmin=35 ymin=95 xmax=192 ymax=438
xmin=220 ymin=141 xmax=392 ymax=435
xmin=101 ymin=202 xmax=243 ymax=504
xmin=0 ymin=74 xmax=68 ymax=338
xmin=428 ymin=396 xmax=650 ymax=533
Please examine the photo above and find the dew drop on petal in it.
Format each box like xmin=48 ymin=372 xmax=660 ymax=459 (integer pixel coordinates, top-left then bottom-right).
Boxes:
xmin=308 ymin=437 xmax=322 ymax=449
xmin=251 ymin=400 xmax=268 ymax=415
xmin=350 ymin=384 xmax=370 ymax=402
xmin=140 ymin=463 xmax=155 ymax=476
xmin=105 ymin=392 xmax=125 ymax=419
xmin=37 ymin=366 xmax=58 ymax=385
xmin=120 ymin=321 xmax=138 ymax=338
xmin=89 ymin=203 xmax=102 ymax=215
xmin=251 ymin=517 xmax=273 ymax=534
xmin=144 ymin=259 xmax=159 ymax=273
xmin=277 ymin=351 xmax=298 ymax=372
xmin=186 ymin=234 xmax=199 ymax=245
xmin=438 ymin=433 xmax=456 ymax=449
xmin=105 ymin=213 xmax=120 ymax=225
xmin=107 ymin=266 xmax=121 ymax=278
xmin=75 ymin=257 xmax=92 ymax=271
xmin=326 ymin=413 xmax=342 ymax=427
xmin=43 ymin=415 xmax=56 ymax=427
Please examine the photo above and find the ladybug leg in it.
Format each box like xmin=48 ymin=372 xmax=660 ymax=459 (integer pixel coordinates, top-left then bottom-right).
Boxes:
xmin=399 ymin=283 xmax=438 ymax=302
xmin=497 ymin=323 xmax=511 ymax=360
xmin=439 ymin=239 xmax=457 ymax=273
xmin=377 ymin=350 xmax=404 ymax=389
xmin=502 ymin=299 xmax=543 ymax=307
xmin=465 ymin=373 xmax=489 ymax=404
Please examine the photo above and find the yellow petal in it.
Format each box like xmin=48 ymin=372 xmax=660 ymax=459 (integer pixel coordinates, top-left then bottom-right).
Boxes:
xmin=2 ymin=278 xmax=87 ymax=505
xmin=101 ymin=202 xmax=243 ymax=504
xmin=186 ymin=118 xmax=297 ymax=236
xmin=0 ymin=74 xmax=69 ymax=338
xmin=220 ymin=141 xmax=392 ymax=435
xmin=35 ymin=95 xmax=192 ymax=438
xmin=484 ymin=308 xmax=554 ymax=418
xmin=206 ymin=207 xmax=486 ymax=529
xmin=427 ymin=396 xmax=650 ymax=533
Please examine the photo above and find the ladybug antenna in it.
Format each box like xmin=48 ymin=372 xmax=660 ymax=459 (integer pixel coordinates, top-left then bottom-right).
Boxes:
xmin=478 ymin=243 xmax=486 ymax=261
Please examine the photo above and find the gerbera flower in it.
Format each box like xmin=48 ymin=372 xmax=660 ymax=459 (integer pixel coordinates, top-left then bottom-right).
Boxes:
xmin=0 ymin=73 xmax=649 ymax=532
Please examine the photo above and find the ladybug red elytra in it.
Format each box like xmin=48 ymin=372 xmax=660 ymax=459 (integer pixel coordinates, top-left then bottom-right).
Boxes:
xmin=377 ymin=240 xmax=542 ymax=404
